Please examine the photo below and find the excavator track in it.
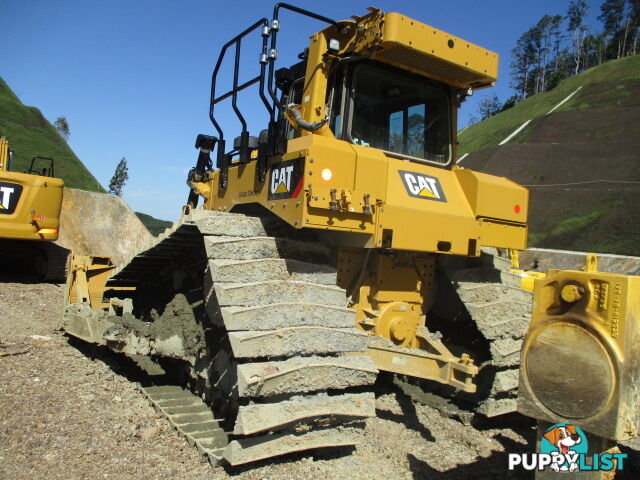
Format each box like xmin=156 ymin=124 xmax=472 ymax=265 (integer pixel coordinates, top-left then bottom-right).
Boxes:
xmin=63 ymin=210 xmax=377 ymax=466
xmin=41 ymin=242 xmax=70 ymax=282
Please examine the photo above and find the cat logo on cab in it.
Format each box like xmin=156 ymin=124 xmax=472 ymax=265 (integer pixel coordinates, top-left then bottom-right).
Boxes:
xmin=268 ymin=158 xmax=304 ymax=200
xmin=399 ymin=170 xmax=447 ymax=203
xmin=0 ymin=181 xmax=23 ymax=215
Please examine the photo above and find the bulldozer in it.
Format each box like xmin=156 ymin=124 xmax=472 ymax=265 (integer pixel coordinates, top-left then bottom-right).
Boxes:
xmin=62 ymin=4 xmax=533 ymax=466
xmin=0 ymin=136 xmax=66 ymax=280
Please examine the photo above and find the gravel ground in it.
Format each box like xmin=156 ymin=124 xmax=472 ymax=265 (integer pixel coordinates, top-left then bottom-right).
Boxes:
xmin=1 ymin=277 xmax=637 ymax=479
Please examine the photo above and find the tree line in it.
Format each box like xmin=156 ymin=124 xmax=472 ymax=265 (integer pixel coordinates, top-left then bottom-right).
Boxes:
xmin=475 ymin=0 xmax=640 ymax=121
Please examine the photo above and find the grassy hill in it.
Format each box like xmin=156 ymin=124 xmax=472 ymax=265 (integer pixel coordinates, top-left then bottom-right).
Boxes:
xmin=458 ymin=55 xmax=640 ymax=256
xmin=0 ymin=77 xmax=104 ymax=192
xmin=135 ymin=212 xmax=172 ymax=236
xmin=459 ymin=55 xmax=640 ymax=155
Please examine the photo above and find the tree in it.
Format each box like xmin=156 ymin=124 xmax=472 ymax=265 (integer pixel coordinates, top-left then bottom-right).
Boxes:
xmin=512 ymin=15 xmax=566 ymax=98
xmin=108 ymin=157 xmax=129 ymax=196
xmin=534 ymin=16 xmax=552 ymax=94
xmin=625 ymin=0 xmax=640 ymax=55
xmin=583 ymin=33 xmax=607 ymax=68
xmin=599 ymin=0 xmax=626 ymax=58
xmin=500 ymin=95 xmax=519 ymax=112
xmin=549 ymin=15 xmax=565 ymax=72
xmin=478 ymin=93 xmax=502 ymax=120
xmin=511 ymin=27 xmax=538 ymax=99
xmin=54 ymin=116 xmax=70 ymax=140
xmin=567 ymin=0 xmax=589 ymax=74
xmin=545 ymin=48 xmax=572 ymax=90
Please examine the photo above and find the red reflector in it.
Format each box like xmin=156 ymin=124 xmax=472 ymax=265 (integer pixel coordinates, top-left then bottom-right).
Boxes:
xmin=514 ymin=204 xmax=521 ymax=214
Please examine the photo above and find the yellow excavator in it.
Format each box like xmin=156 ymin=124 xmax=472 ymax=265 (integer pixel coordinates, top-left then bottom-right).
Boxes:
xmin=0 ymin=136 xmax=66 ymax=280
xmin=63 ymin=4 xmax=534 ymax=466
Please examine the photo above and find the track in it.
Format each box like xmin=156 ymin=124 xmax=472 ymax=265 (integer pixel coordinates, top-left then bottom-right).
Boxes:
xmin=63 ymin=210 xmax=377 ymax=466
xmin=450 ymin=253 xmax=532 ymax=417
xmin=398 ymin=251 xmax=533 ymax=420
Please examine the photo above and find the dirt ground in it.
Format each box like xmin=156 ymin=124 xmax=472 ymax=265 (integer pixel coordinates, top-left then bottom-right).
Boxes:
xmin=1 ymin=277 xmax=638 ymax=479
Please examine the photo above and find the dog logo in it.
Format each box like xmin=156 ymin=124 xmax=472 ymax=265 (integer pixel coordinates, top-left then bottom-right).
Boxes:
xmin=541 ymin=424 xmax=586 ymax=472
xmin=0 ymin=182 xmax=22 ymax=215
xmin=268 ymin=158 xmax=304 ymax=200
xmin=398 ymin=170 xmax=447 ymax=203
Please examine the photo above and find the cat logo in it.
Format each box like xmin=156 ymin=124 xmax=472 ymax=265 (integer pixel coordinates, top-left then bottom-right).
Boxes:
xmin=268 ymin=158 xmax=304 ymax=200
xmin=398 ymin=170 xmax=447 ymax=203
xmin=0 ymin=181 xmax=22 ymax=215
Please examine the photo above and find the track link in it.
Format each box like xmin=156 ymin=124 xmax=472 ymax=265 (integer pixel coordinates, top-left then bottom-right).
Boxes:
xmin=64 ymin=210 xmax=377 ymax=466
xmin=141 ymin=385 xmax=228 ymax=460
xmin=393 ymin=252 xmax=532 ymax=420
xmin=446 ymin=251 xmax=532 ymax=417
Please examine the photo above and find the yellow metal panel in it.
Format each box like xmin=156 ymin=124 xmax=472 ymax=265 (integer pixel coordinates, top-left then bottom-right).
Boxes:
xmin=351 ymin=144 xmax=388 ymax=202
xmin=204 ymin=139 xmax=309 ymax=228
xmin=380 ymin=159 xmax=479 ymax=254
xmin=304 ymin=135 xmax=356 ymax=194
xmin=455 ymin=167 xmax=529 ymax=223
xmin=478 ymin=219 xmax=527 ymax=250
xmin=301 ymin=32 xmax=331 ymax=128
xmin=204 ymin=136 xmax=527 ymax=254
xmin=205 ymin=136 xmax=529 ymax=254
xmin=305 ymin=136 xmax=377 ymax=233
xmin=519 ymin=269 xmax=640 ymax=441
xmin=375 ymin=12 xmax=499 ymax=89
xmin=0 ymin=170 xmax=64 ymax=241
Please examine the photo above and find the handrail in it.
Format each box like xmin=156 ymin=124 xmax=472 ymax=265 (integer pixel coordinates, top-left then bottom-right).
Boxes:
xmin=265 ymin=3 xmax=339 ymax=120
xmin=206 ymin=3 xmax=340 ymax=181
xmin=209 ymin=18 xmax=268 ymax=142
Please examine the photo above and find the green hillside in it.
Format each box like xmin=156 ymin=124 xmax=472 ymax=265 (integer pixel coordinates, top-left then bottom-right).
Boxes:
xmin=458 ymin=56 xmax=640 ymax=256
xmin=0 ymin=77 xmax=104 ymax=192
xmin=459 ymin=55 xmax=640 ymax=155
xmin=135 ymin=212 xmax=172 ymax=236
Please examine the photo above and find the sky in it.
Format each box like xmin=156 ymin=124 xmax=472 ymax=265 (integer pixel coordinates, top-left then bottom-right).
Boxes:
xmin=2 ymin=0 xmax=602 ymax=220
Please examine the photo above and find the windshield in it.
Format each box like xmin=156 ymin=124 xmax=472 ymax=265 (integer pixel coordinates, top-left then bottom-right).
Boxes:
xmin=348 ymin=64 xmax=451 ymax=165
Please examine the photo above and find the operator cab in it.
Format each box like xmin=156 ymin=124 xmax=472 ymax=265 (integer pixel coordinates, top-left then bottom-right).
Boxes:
xmin=189 ymin=4 xmax=497 ymax=206
xmin=277 ymin=59 xmax=453 ymax=167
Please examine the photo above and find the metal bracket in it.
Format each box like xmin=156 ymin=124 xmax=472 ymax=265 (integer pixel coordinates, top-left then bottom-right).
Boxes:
xmin=364 ymin=337 xmax=478 ymax=393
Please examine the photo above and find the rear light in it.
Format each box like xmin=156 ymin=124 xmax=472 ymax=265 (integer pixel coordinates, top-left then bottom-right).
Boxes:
xmin=37 ymin=228 xmax=58 ymax=235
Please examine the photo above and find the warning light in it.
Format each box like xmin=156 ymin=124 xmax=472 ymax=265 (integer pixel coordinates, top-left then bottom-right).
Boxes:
xmin=321 ymin=168 xmax=333 ymax=181
xmin=37 ymin=228 xmax=58 ymax=235
xmin=514 ymin=204 xmax=521 ymax=214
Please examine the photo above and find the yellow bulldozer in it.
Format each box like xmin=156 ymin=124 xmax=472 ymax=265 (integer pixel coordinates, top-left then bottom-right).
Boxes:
xmin=62 ymin=4 xmax=535 ymax=466
xmin=0 ymin=136 xmax=66 ymax=280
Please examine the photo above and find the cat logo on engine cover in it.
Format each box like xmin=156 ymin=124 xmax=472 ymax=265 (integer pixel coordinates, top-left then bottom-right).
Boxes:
xmin=0 ymin=181 xmax=23 ymax=215
xmin=268 ymin=158 xmax=304 ymax=200
xmin=399 ymin=170 xmax=447 ymax=203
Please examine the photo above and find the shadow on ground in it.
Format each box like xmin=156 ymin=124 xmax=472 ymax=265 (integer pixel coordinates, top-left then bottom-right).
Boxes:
xmin=408 ymin=433 xmax=534 ymax=479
